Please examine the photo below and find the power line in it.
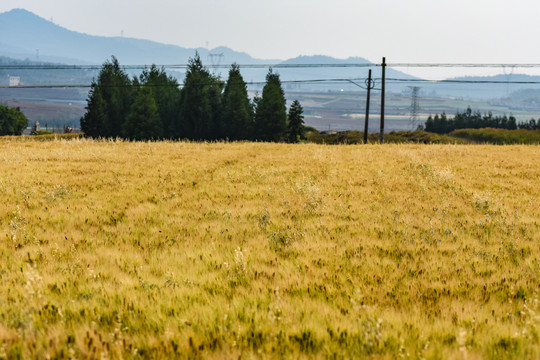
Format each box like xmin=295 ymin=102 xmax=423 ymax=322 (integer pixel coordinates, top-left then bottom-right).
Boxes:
xmin=3 ymin=76 xmax=540 ymax=89
xmin=0 ymin=78 xmax=379 ymax=89
xmin=4 ymin=62 xmax=540 ymax=70
xmin=387 ymin=63 xmax=540 ymax=68
xmin=0 ymin=84 xmax=93 ymax=89
xmin=0 ymin=63 xmax=375 ymax=70
xmin=385 ymin=78 xmax=540 ymax=84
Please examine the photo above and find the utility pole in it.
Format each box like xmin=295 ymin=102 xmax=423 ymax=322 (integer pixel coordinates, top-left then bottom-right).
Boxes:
xmin=380 ymin=57 xmax=386 ymax=144
xmin=344 ymin=77 xmax=373 ymax=143
xmin=364 ymin=69 xmax=373 ymax=144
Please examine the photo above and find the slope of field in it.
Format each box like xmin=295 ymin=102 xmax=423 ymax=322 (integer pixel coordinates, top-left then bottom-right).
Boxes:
xmin=0 ymin=139 xmax=539 ymax=359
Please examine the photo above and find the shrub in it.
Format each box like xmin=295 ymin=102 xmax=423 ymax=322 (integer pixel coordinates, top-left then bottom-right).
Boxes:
xmin=451 ymin=128 xmax=540 ymax=144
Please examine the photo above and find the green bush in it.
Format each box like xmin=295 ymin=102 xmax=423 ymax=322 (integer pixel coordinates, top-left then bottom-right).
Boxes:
xmin=34 ymin=130 xmax=55 ymax=135
xmin=0 ymin=133 xmax=83 ymax=142
xmin=0 ymin=104 xmax=28 ymax=135
xmin=306 ymin=130 xmax=462 ymax=144
xmin=451 ymin=128 xmax=540 ymax=144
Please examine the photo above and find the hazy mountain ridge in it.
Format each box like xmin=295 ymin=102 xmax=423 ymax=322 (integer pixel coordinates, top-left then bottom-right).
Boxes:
xmin=0 ymin=8 xmax=415 ymax=91
xmin=2 ymin=8 xmax=539 ymax=99
xmin=418 ymin=74 xmax=540 ymax=101
xmin=0 ymin=9 xmax=275 ymax=66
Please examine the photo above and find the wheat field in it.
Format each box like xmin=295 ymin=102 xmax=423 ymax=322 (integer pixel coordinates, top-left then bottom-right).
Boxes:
xmin=0 ymin=138 xmax=539 ymax=359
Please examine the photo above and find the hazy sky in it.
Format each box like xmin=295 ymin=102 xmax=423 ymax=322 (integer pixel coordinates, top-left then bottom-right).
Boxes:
xmin=2 ymin=0 xmax=540 ymax=77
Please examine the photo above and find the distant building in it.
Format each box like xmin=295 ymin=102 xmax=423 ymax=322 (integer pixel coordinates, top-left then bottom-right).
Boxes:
xmin=9 ymin=76 xmax=20 ymax=86
xmin=31 ymin=120 xmax=41 ymax=135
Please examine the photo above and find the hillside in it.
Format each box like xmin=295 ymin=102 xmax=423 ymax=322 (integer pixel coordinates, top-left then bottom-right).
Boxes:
xmin=4 ymin=8 xmax=540 ymax=101
xmin=416 ymin=73 xmax=540 ymax=100
xmin=4 ymin=8 xmax=540 ymax=131
xmin=0 ymin=8 xmax=417 ymax=90
xmin=0 ymin=9 xmax=273 ymax=67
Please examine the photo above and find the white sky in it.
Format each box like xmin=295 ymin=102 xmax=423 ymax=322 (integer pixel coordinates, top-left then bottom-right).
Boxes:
xmin=2 ymin=0 xmax=540 ymax=77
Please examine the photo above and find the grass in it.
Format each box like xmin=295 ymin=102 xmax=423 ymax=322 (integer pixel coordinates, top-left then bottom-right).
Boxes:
xmin=306 ymin=130 xmax=464 ymax=145
xmin=451 ymin=128 xmax=540 ymax=144
xmin=1 ymin=133 xmax=84 ymax=142
xmin=306 ymin=128 xmax=540 ymax=145
xmin=0 ymin=138 xmax=539 ymax=359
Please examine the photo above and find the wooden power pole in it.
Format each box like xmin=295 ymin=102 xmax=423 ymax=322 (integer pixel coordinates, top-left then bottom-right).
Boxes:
xmin=364 ymin=69 xmax=372 ymax=144
xmin=380 ymin=57 xmax=386 ymax=144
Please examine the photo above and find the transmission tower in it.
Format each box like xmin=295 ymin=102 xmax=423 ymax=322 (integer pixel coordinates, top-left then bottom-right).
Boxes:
xmin=408 ymin=86 xmax=420 ymax=130
xmin=207 ymin=53 xmax=224 ymax=73
xmin=502 ymin=65 xmax=515 ymax=98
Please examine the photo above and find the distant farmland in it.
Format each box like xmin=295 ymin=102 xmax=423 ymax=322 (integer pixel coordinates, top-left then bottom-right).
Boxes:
xmin=287 ymin=90 xmax=540 ymax=132
xmin=0 ymin=138 xmax=538 ymax=358
xmin=0 ymin=87 xmax=86 ymax=131
xmin=3 ymin=99 xmax=85 ymax=130
xmin=4 ymin=86 xmax=540 ymax=134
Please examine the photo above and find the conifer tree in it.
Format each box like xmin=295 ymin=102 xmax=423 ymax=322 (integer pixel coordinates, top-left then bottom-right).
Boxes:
xmin=122 ymin=87 xmax=162 ymax=140
xmin=221 ymin=64 xmax=253 ymax=140
xmin=80 ymin=83 xmax=107 ymax=137
xmin=507 ymin=116 xmax=517 ymax=130
xmin=98 ymin=56 xmax=133 ymax=137
xmin=287 ymin=100 xmax=305 ymax=143
xmin=140 ymin=65 xmax=180 ymax=138
xmin=80 ymin=56 xmax=132 ymax=138
xmin=177 ymin=52 xmax=223 ymax=140
xmin=255 ymin=69 xmax=287 ymax=141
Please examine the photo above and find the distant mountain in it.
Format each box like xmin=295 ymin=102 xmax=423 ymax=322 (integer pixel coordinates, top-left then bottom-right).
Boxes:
xmin=0 ymin=8 xmax=418 ymax=92
xmin=6 ymin=8 xmax=539 ymax=100
xmin=0 ymin=8 xmax=275 ymax=66
xmin=274 ymin=55 xmax=417 ymax=92
xmin=418 ymin=74 xmax=540 ymax=100
xmin=281 ymin=55 xmax=370 ymax=65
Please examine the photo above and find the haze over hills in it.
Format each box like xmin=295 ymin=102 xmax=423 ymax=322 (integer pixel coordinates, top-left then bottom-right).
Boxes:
xmin=0 ymin=8 xmax=417 ymax=91
xmin=3 ymin=9 xmax=540 ymax=92
xmin=3 ymin=8 xmax=540 ymax=132
xmin=432 ymin=74 xmax=540 ymax=99
xmin=275 ymin=55 xmax=416 ymax=90
xmin=6 ymin=8 xmax=540 ymax=99
xmin=0 ymin=8 xmax=272 ymax=66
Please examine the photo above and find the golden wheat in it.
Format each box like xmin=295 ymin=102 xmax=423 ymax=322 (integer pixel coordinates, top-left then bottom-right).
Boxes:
xmin=0 ymin=138 xmax=539 ymax=359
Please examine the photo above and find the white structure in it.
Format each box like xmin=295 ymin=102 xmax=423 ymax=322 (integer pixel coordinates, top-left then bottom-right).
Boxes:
xmin=9 ymin=76 xmax=20 ymax=86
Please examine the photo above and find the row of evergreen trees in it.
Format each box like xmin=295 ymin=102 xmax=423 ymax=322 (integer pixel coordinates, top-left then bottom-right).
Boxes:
xmin=423 ymin=107 xmax=518 ymax=134
xmin=0 ymin=104 xmax=28 ymax=136
xmin=81 ymin=54 xmax=305 ymax=142
xmin=518 ymin=118 xmax=540 ymax=130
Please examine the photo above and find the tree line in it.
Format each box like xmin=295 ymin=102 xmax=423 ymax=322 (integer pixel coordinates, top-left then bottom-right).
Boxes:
xmin=81 ymin=54 xmax=305 ymax=142
xmin=0 ymin=104 xmax=28 ymax=136
xmin=423 ymin=107 xmax=518 ymax=134
xmin=518 ymin=118 xmax=540 ymax=130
